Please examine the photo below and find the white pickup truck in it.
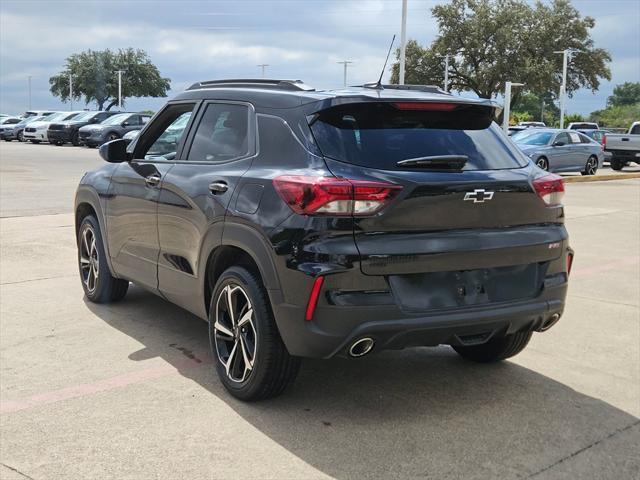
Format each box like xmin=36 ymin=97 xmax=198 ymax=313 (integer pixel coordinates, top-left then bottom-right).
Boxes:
xmin=605 ymin=122 xmax=640 ymax=170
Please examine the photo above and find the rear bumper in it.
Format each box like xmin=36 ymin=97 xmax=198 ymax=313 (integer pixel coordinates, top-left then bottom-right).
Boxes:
xmin=606 ymin=149 xmax=640 ymax=161
xmin=272 ymin=271 xmax=568 ymax=359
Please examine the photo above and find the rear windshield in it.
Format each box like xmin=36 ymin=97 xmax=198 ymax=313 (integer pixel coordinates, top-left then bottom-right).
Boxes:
xmin=309 ymin=103 xmax=527 ymax=170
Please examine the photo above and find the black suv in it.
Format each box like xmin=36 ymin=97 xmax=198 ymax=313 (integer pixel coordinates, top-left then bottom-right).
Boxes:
xmin=48 ymin=111 xmax=119 ymax=146
xmin=75 ymin=79 xmax=572 ymax=400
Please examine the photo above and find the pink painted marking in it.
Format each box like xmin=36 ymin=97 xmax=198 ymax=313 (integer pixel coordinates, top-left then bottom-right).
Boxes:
xmin=1 ymin=357 xmax=210 ymax=415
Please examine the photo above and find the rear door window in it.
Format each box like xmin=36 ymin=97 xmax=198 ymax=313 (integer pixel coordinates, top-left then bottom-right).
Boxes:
xmin=309 ymin=102 xmax=527 ymax=170
xmin=568 ymin=132 xmax=582 ymax=144
xmin=187 ymin=103 xmax=250 ymax=162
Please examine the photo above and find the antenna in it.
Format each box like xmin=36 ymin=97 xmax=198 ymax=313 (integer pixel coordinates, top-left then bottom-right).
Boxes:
xmin=374 ymin=35 xmax=396 ymax=89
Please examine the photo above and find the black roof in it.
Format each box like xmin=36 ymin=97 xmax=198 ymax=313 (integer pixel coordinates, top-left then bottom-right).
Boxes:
xmin=175 ymin=78 xmax=501 ymax=112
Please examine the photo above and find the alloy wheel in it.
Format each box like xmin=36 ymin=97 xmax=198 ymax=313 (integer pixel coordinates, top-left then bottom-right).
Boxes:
xmin=586 ymin=157 xmax=597 ymax=175
xmin=79 ymin=226 xmax=99 ymax=293
xmin=214 ymin=284 xmax=257 ymax=383
xmin=536 ymin=157 xmax=548 ymax=171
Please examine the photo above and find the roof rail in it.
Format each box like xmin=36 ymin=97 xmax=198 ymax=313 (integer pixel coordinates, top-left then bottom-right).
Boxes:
xmin=187 ymin=79 xmax=315 ymax=92
xmin=362 ymin=83 xmax=449 ymax=94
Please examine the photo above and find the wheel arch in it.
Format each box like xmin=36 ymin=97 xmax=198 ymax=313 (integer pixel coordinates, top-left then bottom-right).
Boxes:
xmin=201 ymin=223 xmax=282 ymax=317
xmin=75 ymin=186 xmax=117 ymax=275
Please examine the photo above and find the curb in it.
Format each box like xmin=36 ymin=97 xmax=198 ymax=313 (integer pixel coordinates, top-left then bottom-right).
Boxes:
xmin=563 ymin=173 xmax=640 ymax=183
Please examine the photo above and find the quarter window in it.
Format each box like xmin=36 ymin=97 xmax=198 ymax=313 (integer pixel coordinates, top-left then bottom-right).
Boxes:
xmin=187 ymin=103 xmax=250 ymax=162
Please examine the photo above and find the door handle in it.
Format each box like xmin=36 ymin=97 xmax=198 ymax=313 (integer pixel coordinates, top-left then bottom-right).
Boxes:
xmin=209 ymin=181 xmax=228 ymax=194
xmin=145 ymin=174 xmax=161 ymax=187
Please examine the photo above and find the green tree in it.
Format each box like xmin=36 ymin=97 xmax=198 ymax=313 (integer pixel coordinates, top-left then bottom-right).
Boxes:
xmin=49 ymin=48 xmax=170 ymax=110
xmin=590 ymin=103 xmax=640 ymax=128
xmin=512 ymin=91 xmax=559 ymax=124
xmin=607 ymin=82 xmax=640 ymax=107
xmin=390 ymin=0 xmax=611 ymax=108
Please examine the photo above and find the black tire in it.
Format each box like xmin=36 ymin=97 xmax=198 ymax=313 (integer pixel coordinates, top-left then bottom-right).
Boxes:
xmin=582 ymin=155 xmax=598 ymax=176
xmin=17 ymin=131 xmax=24 ymax=142
xmin=77 ymin=215 xmax=129 ymax=303
xmin=106 ymin=132 xmax=120 ymax=142
xmin=610 ymin=158 xmax=625 ymax=171
xmin=209 ymin=266 xmax=300 ymax=401
xmin=71 ymin=132 xmax=80 ymax=146
xmin=535 ymin=156 xmax=549 ymax=171
xmin=452 ymin=331 xmax=533 ymax=363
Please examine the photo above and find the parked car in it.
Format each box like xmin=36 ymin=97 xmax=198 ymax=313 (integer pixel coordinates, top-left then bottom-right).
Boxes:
xmin=508 ymin=125 xmax=528 ymax=136
xmin=22 ymin=110 xmax=56 ymax=119
xmin=578 ymin=129 xmax=611 ymax=161
xmin=122 ymin=129 xmax=140 ymax=146
xmin=518 ymin=121 xmax=546 ymax=127
xmin=48 ymin=111 xmax=119 ymax=146
xmin=75 ymin=79 xmax=573 ymax=401
xmin=23 ymin=111 xmax=83 ymax=143
xmin=513 ymin=128 xmax=604 ymax=175
xmin=78 ymin=113 xmax=151 ymax=147
xmin=567 ymin=122 xmax=599 ymax=130
xmin=604 ymin=121 xmax=640 ymax=170
xmin=0 ymin=117 xmax=23 ymax=141
xmin=1 ymin=116 xmax=44 ymax=142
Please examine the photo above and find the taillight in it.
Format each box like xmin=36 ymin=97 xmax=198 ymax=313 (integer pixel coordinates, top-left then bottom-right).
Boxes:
xmin=392 ymin=102 xmax=458 ymax=111
xmin=532 ymin=174 xmax=565 ymax=206
xmin=273 ymin=175 xmax=402 ymax=216
xmin=567 ymin=252 xmax=574 ymax=275
xmin=602 ymin=135 xmax=606 ymax=150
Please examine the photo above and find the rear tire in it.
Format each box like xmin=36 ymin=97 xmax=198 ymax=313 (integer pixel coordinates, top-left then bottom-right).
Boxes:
xmin=77 ymin=215 xmax=129 ymax=303
xmin=610 ymin=158 xmax=625 ymax=171
xmin=71 ymin=132 xmax=80 ymax=146
xmin=535 ymin=157 xmax=549 ymax=171
xmin=209 ymin=266 xmax=300 ymax=401
xmin=452 ymin=331 xmax=533 ymax=363
xmin=581 ymin=155 xmax=598 ymax=176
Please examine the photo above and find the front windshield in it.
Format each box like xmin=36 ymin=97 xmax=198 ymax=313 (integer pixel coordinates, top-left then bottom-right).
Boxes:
xmin=19 ymin=116 xmax=43 ymax=126
xmin=43 ymin=112 xmax=67 ymax=122
xmin=61 ymin=112 xmax=81 ymax=121
xmin=101 ymin=114 xmax=129 ymax=125
xmin=514 ymin=132 xmax=553 ymax=146
xmin=71 ymin=111 xmax=95 ymax=122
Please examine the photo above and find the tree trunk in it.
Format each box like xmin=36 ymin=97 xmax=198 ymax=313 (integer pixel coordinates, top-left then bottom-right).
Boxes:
xmin=96 ymin=98 xmax=105 ymax=111
xmin=105 ymin=99 xmax=118 ymax=111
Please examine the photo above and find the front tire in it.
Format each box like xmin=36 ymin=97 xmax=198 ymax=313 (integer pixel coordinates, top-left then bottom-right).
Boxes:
xmin=535 ymin=157 xmax=549 ymax=171
xmin=452 ymin=331 xmax=533 ymax=363
xmin=209 ymin=266 xmax=300 ymax=401
xmin=77 ymin=215 xmax=128 ymax=303
xmin=17 ymin=131 xmax=24 ymax=142
xmin=582 ymin=155 xmax=598 ymax=176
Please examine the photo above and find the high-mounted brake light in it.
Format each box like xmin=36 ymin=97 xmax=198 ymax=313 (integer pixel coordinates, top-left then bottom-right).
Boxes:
xmin=532 ymin=174 xmax=565 ymax=206
xmin=392 ymin=102 xmax=458 ymax=111
xmin=273 ymin=175 xmax=402 ymax=216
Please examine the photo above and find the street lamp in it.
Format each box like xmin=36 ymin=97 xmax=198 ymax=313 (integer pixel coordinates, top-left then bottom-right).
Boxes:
xmin=27 ymin=75 xmax=32 ymax=110
xmin=337 ymin=61 xmax=354 ymax=87
xmin=399 ymin=0 xmax=408 ymax=84
xmin=257 ymin=64 xmax=269 ymax=78
xmin=115 ymin=70 xmax=125 ymax=110
xmin=554 ymin=49 xmax=574 ymax=129
xmin=503 ymin=81 xmax=525 ymax=132
xmin=440 ymin=50 xmax=463 ymax=92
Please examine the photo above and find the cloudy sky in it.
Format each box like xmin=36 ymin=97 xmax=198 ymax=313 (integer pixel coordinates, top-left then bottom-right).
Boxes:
xmin=1 ymin=0 xmax=638 ymax=116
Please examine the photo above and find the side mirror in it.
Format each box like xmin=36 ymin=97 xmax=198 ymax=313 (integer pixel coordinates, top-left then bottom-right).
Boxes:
xmin=90 ymin=118 xmax=100 ymax=124
xmin=99 ymin=139 xmax=128 ymax=163
xmin=122 ymin=121 xmax=130 ymax=127
xmin=553 ymin=141 xmax=565 ymax=146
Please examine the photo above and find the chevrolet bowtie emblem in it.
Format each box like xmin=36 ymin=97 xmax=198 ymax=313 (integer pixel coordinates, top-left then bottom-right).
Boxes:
xmin=463 ymin=189 xmax=495 ymax=203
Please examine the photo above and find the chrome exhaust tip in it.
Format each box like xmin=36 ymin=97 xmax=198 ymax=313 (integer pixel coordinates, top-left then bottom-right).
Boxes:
xmin=348 ymin=337 xmax=375 ymax=357
xmin=539 ymin=313 xmax=561 ymax=332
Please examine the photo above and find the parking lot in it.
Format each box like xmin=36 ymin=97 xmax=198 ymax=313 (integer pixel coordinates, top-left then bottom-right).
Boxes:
xmin=0 ymin=141 xmax=638 ymax=479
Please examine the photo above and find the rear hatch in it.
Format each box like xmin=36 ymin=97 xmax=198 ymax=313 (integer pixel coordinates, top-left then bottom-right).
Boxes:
xmin=309 ymin=100 xmax=566 ymax=309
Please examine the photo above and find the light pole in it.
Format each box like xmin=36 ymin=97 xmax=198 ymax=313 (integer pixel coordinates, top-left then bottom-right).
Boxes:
xmin=503 ymin=81 xmax=524 ymax=132
xmin=444 ymin=54 xmax=450 ymax=92
xmin=27 ymin=75 xmax=32 ymax=110
xmin=399 ymin=0 xmax=408 ymax=84
xmin=554 ymin=49 xmax=572 ymax=128
xmin=115 ymin=70 xmax=125 ymax=110
xmin=337 ymin=61 xmax=354 ymax=87
xmin=257 ymin=64 xmax=269 ymax=78
xmin=69 ymin=73 xmax=73 ymax=110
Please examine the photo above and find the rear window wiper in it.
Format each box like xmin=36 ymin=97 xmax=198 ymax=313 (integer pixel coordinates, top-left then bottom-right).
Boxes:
xmin=396 ymin=155 xmax=468 ymax=170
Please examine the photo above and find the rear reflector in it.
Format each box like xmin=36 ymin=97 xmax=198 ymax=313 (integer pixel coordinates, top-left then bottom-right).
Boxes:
xmin=567 ymin=252 xmax=574 ymax=275
xmin=305 ymin=276 xmax=325 ymax=321
xmin=532 ymin=174 xmax=565 ymax=206
xmin=392 ymin=102 xmax=458 ymax=111
xmin=273 ymin=175 xmax=402 ymax=216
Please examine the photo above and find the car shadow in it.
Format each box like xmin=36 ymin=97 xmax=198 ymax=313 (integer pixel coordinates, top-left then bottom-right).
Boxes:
xmin=85 ymin=285 xmax=639 ymax=479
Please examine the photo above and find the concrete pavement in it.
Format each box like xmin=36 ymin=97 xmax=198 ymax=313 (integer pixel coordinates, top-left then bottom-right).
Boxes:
xmin=1 ymin=141 xmax=638 ymax=479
